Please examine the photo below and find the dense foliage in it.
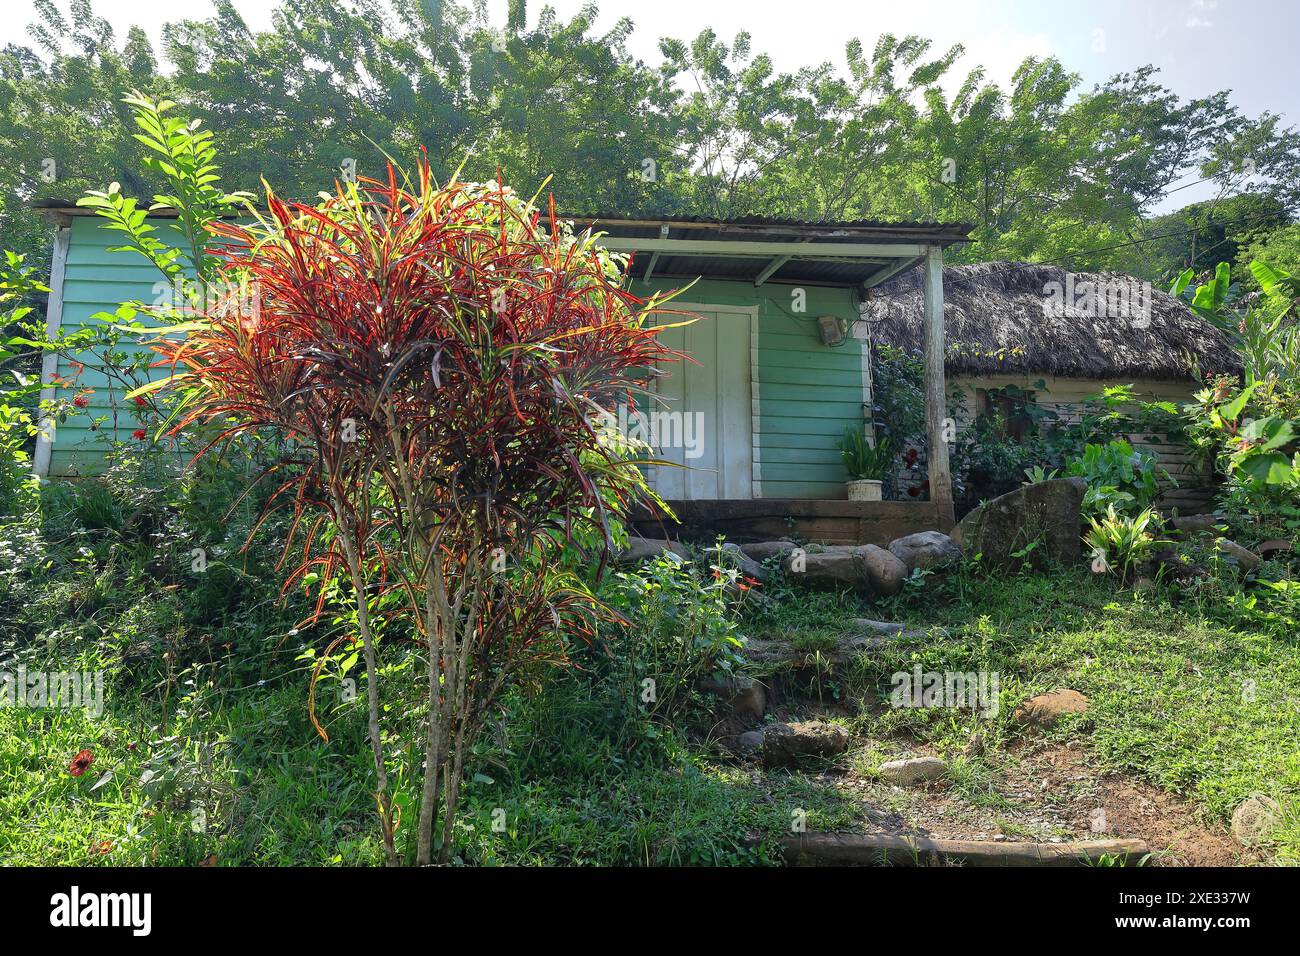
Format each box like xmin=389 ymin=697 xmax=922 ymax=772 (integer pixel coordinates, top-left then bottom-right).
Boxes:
xmin=3 ymin=0 xmax=1298 ymax=287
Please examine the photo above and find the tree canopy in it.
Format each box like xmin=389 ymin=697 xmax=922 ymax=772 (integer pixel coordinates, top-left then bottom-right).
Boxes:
xmin=3 ymin=0 xmax=1297 ymax=285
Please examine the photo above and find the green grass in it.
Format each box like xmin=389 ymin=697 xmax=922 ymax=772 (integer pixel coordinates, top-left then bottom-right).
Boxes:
xmin=851 ymin=567 xmax=1300 ymax=862
xmin=5 ymin=476 xmax=1299 ymax=865
xmin=0 ymin=668 xmax=867 ymax=866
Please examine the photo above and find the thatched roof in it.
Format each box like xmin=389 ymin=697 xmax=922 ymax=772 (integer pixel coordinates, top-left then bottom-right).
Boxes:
xmin=862 ymin=261 xmax=1240 ymax=380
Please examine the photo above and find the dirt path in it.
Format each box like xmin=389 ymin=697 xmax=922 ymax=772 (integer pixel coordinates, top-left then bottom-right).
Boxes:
xmin=822 ymin=738 xmax=1255 ymax=866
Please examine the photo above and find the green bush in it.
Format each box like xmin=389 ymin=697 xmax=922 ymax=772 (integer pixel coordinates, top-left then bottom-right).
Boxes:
xmin=597 ymin=546 xmax=748 ymax=720
xmin=1066 ymin=440 xmax=1167 ymax=516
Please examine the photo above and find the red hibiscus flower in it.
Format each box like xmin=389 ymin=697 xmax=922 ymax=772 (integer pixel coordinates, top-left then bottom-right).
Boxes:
xmin=69 ymin=748 xmax=94 ymax=777
xmin=133 ymin=396 xmax=147 ymax=407
xmin=132 ymin=428 xmax=147 ymax=440
xmin=73 ymin=396 xmax=88 ymax=408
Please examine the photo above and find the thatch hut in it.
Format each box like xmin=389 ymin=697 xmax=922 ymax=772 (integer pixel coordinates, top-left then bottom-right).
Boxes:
xmin=861 ymin=261 xmax=1240 ymax=513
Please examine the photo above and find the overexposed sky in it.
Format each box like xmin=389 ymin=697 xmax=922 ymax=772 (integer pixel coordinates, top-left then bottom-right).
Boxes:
xmin=7 ymin=0 xmax=1297 ymax=211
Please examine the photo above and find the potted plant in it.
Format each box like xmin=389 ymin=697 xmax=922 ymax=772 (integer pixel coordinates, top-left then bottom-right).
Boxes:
xmin=839 ymin=427 xmax=895 ymax=501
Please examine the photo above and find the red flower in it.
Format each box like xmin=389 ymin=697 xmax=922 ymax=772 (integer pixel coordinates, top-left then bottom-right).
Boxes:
xmin=132 ymin=428 xmax=147 ymax=441
xmin=89 ymin=839 xmax=113 ymax=856
xmin=73 ymin=396 xmax=88 ymax=408
xmin=133 ymin=396 xmax=147 ymax=407
xmin=69 ymin=748 xmax=94 ymax=777
xmin=907 ymin=485 xmax=921 ymax=497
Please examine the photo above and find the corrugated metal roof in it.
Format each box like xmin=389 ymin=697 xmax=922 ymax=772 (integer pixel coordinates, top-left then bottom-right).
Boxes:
xmin=34 ymin=199 xmax=970 ymax=288
xmin=33 ymin=198 xmax=971 ymax=239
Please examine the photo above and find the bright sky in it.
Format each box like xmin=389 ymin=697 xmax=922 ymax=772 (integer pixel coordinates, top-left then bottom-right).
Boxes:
xmin=7 ymin=0 xmax=1297 ymax=212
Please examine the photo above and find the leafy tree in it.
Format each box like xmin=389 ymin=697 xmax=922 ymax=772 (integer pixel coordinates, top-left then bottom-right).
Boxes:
xmin=0 ymin=0 xmax=167 ymax=272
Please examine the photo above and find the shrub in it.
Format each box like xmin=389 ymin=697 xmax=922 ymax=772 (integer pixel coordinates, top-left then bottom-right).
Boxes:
xmin=1083 ymin=505 xmax=1164 ymax=582
xmin=147 ymin=159 xmax=679 ymax=864
xmin=1178 ymin=259 xmax=1300 ymax=516
xmin=598 ymin=547 xmax=747 ymax=719
xmin=1065 ymin=439 xmax=1167 ymax=515
xmin=838 ymin=427 xmax=895 ymax=481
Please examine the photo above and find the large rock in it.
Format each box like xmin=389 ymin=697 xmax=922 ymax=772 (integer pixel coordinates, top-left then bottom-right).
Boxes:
xmin=761 ymin=720 xmax=850 ymax=768
xmin=1152 ymin=546 xmax=1211 ymax=583
xmin=859 ymin=545 xmax=908 ymax=596
xmin=743 ymin=631 xmax=899 ymax=669
xmin=1257 ymin=539 xmax=1294 ymax=558
xmin=1214 ymin=538 xmax=1262 ymax=573
xmin=878 ymin=756 xmax=947 ymax=786
xmin=854 ymin=618 xmax=948 ymax=640
xmin=781 ymin=548 xmax=861 ymax=588
xmin=781 ymin=545 xmax=906 ymax=596
xmin=888 ymin=531 xmax=962 ymax=573
xmin=739 ymin=540 xmax=799 ymax=561
xmin=1170 ymin=514 xmax=1223 ymax=537
xmin=1014 ymin=688 xmax=1090 ymax=727
xmin=720 ymin=542 xmax=768 ymax=583
xmin=954 ymin=477 xmax=1088 ymax=569
xmin=699 ymin=674 xmax=766 ymax=724
xmin=615 ymin=536 xmax=688 ymax=565
xmin=1231 ymin=794 xmax=1280 ymax=846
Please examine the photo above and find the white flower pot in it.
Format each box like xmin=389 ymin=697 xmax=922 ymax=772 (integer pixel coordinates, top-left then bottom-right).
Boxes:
xmin=846 ymin=479 xmax=883 ymax=502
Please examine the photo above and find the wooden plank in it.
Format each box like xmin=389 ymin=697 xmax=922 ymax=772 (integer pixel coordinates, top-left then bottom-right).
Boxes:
xmin=777 ymin=833 xmax=1149 ymax=867
xmin=596 ymin=237 xmax=929 ymax=258
xmin=632 ymin=498 xmax=952 ymax=545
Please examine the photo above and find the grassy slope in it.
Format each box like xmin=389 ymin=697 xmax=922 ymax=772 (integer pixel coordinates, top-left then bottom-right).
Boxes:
xmin=3 ymin=559 xmax=1297 ymax=865
xmin=769 ymin=568 xmax=1300 ymax=862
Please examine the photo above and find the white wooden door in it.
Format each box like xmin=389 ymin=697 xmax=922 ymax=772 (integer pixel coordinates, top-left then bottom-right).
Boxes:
xmin=652 ymin=307 xmax=754 ymax=500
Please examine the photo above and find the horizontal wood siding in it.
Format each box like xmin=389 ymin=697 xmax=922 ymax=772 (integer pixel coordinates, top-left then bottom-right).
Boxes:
xmin=948 ymin=374 xmax=1217 ymax=514
xmin=637 ymin=277 xmax=864 ymax=499
xmin=51 ymin=228 xmax=871 ymax=497
xmin=48 ymin=217 xmax=187 ymax=475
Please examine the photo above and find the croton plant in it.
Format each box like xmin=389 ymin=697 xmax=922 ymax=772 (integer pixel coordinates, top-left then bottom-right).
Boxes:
xmin=147 ymin=159 xmax=683 ymax=864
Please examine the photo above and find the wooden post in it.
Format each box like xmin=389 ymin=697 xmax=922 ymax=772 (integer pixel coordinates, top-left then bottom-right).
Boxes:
xmin=922 ymin=244 xmax=953 ymax=523
xmin=32 ymin=222 xmax=71 ymax=478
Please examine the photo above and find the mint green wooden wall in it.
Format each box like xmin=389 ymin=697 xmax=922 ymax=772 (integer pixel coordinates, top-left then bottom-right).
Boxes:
xmin=48 ymin=221 xmax=870 ymax=498
xmin=47 ymin=216 xmax=185 ymax=476
xmin=634 ymin=277 xmax=867 ymax=499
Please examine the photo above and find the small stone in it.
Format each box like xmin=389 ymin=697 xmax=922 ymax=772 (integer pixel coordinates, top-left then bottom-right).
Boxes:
xmin=877 ymin=756 xmax=947 ymax=785
xmin=760 ymin=720 xmax=850 ymax=768
xmin=1014 ymin=688 xmax=1090 ymax=727
xmin=737 ymin=730 xmax=765 ymax=752
xmin=1231 ymin=793 xmax=1281 ymax=846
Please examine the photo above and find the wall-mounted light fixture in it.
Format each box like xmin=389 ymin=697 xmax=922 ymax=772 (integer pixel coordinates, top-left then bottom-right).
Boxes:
xmin=817 ymin=314 xmax=848 ymax=347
